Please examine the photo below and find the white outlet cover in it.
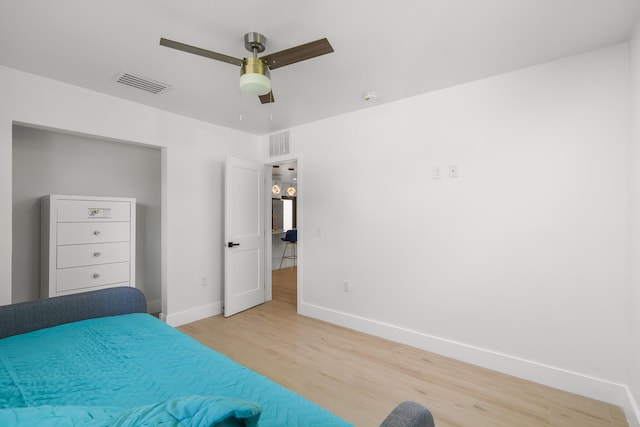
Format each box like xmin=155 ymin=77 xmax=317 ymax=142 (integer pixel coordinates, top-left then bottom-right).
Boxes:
xmin=433 ymin=167 xmax=443 ymax=179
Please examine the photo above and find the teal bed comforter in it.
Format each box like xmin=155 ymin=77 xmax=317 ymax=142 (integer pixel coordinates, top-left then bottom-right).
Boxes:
xmin=0 ymin=313 xmax=353 ymax=426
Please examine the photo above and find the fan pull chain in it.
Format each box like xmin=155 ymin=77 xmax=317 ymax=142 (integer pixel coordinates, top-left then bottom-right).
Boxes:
xmin=268 ymin=74 xmax=274 ymax=129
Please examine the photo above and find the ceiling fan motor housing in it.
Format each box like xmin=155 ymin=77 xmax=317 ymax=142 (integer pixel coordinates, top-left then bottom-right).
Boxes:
xmin=244 ymin=32 xmax=267 ymax=54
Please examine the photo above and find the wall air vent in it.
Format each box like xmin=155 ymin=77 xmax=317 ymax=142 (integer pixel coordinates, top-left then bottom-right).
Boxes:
xmin=269 ymin=130 xmax=290 ymax=157
xmin=114 ymin=72 xmax=172 ymax=95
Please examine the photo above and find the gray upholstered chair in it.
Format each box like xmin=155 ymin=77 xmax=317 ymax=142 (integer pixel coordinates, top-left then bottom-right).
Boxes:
xmin=380 ymin=401 xmax=435 ymax=427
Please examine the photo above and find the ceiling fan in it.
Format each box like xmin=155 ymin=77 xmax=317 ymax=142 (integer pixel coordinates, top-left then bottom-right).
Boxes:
xmin=159 ymin=33 xmax=334 ymax=104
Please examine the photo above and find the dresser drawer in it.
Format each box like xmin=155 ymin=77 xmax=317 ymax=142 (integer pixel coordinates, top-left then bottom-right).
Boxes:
xmin=57 ymin=222 xmax=130 ymax=245
xmin=57 ymin=199 xmax=132 ymax=222
xmin=57 ymin=262 xmax=130 ymax=292
xmin=57 ymin=242 xmax=130 ymax=268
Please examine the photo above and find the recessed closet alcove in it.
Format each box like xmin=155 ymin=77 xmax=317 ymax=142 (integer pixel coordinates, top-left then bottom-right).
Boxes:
xmin=11 ymin=124 xmax=161 ymax=310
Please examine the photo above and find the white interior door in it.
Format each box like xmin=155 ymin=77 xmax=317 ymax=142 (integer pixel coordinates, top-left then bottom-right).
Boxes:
xmin=224 ymin=156 xmax=264 ymax=317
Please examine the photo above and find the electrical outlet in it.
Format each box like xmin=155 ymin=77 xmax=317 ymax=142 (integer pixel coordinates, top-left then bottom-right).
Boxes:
xmin=449 ymin=164 xmax=459 ymax=178
xmin=200 ymin=276 xmax=207 ymax=286
xmin=343 ymin=280 xmax=351 ymax=292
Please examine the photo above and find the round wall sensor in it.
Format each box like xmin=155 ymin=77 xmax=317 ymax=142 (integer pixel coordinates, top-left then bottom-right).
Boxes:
xmin=363 ymin=92 xmax=378 ymax=101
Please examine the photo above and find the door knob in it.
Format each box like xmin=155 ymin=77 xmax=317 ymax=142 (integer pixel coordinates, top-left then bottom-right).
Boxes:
xmin=227 ymin=242 xmax=240 ymax=248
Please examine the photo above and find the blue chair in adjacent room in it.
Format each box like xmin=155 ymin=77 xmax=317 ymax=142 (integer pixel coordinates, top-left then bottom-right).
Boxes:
xmin=279 ymin=229 xmax=297 ymax=269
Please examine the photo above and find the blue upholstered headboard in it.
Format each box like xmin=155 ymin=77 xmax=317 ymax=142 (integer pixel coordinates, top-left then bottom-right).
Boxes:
xmin=0 ymin=287 xmax=147 ymax=339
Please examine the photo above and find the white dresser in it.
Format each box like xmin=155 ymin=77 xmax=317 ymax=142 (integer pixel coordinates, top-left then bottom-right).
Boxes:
xmin=41 ymin=195 xmax=136 ymax=298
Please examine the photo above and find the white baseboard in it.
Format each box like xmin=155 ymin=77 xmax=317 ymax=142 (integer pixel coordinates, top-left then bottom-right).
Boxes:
xmin=625 ymin=386 xmax=640 ymax=427
xmin=163 ymin=301 xmax=222 ymax=327
xmin=299 ymin=302 xmax=637 ymax=425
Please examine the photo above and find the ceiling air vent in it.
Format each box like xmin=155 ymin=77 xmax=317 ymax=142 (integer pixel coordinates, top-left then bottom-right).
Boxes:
xmin=114 ymin=72 xmax=171 ymax=95
xmin=269 ymin=131 xmax=290 ymax=157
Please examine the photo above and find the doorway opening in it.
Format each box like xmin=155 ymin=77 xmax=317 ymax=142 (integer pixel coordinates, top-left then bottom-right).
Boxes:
xmin=269 ymin=160 xmax=298 ymax=310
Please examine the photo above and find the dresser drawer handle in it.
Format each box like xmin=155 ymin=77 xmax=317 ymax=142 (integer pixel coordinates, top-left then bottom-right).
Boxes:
xmin=93 ymin=252 xmax=101 ymax=257
xmin=93 ymin=273 xmax=100 ymax=279
xmin=93 ymin=230 xmax=101 ymax=236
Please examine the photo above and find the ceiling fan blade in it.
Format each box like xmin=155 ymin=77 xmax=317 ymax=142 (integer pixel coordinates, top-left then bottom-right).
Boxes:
xmin=259 ymin=91 xmax=275 ymax=104
xmin=160 ymin=38 xmax=243 ymax=67
xmin=260 ymin=38 xmax=333 ymax=70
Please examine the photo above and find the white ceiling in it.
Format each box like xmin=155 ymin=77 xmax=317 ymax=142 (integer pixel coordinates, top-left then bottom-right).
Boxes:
xmin=1 ymin=1 xmax=639 ymax=135
xmin=271 ymin=161 xmax=297 ymax=185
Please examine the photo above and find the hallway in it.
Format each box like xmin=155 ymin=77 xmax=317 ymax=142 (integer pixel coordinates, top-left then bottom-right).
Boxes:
xmin=272 ymin=267 xmax=296 ymax=308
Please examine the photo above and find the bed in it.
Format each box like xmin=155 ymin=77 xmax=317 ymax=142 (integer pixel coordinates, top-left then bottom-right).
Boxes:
xmin=0 ymin=287 xmax=434 ymax=426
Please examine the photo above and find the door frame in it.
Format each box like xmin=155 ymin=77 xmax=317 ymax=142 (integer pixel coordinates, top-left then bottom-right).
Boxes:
xmin=264 ymin=154 xmax=302 ymax=311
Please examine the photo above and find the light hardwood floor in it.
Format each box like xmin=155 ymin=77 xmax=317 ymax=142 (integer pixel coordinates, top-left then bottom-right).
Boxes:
xmin=178 ymin=268 xmax=628 ymax=427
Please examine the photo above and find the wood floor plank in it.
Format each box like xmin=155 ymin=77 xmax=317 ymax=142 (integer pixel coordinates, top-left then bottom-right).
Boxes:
xmin=178 ymin=269 xmax=628 ymax=426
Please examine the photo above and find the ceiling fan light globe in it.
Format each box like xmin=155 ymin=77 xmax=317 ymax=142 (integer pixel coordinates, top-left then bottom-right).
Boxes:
xmin=240 ymin=73 xmax=271 ymax=95
xmin=240 ymin=57 xmax=271 ymax=96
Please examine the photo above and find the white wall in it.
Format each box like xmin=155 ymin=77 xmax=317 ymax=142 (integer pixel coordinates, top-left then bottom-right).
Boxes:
xmin=290 ymin=44 xmax=632 ymax=410
xmin=0 ymin=65 xmax=261 ymax=323
xmin=628 ymin=22 xmax=640 ymax=426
